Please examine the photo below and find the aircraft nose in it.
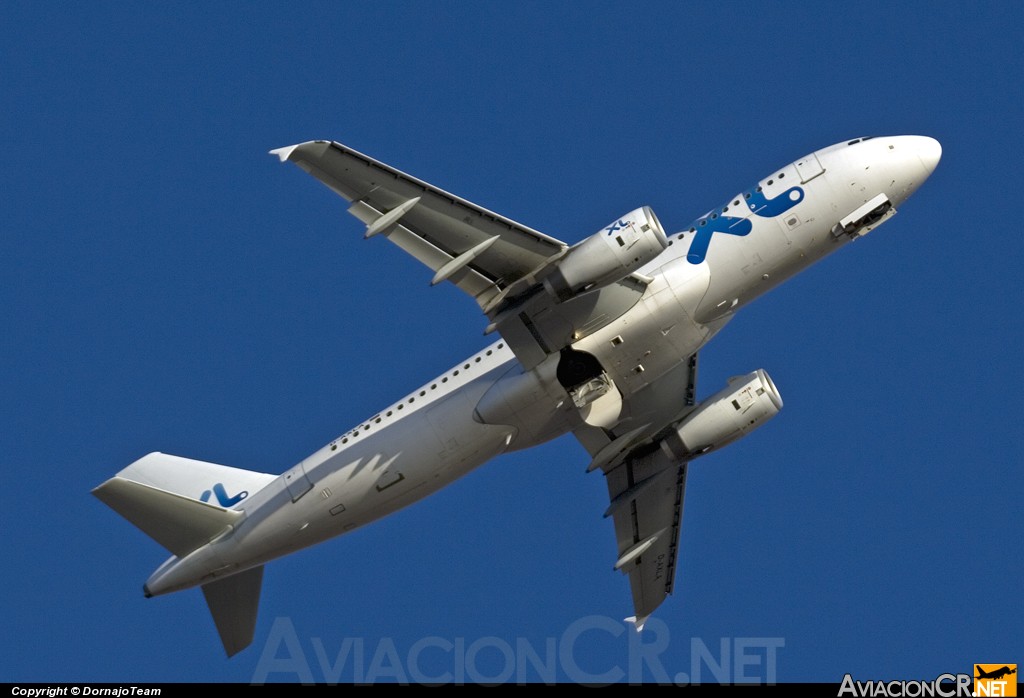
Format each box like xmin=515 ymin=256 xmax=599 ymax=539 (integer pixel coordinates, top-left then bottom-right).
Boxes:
xmin=913 ymin=136 xmax=942 ymax=176
xmin=876 ymin=135 xmax=941 ymax=204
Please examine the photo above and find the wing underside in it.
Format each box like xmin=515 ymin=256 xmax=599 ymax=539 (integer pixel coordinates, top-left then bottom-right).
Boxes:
xmin=272 ymin=140 xmax=565 ymax=312
xmin=578 ymin=354 xmax=698 ymax=626
xmin=272 ymin=140 xmax=653 ymax=370
xmin=605 ymin=454 xmax=688 ymax=627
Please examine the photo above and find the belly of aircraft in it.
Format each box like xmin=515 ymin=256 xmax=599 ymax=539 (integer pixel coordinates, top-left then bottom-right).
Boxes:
xmin=572 ymin=257 xmax=712 ymax=397
xmin=227 ymin=380 xmax=516 ymax=567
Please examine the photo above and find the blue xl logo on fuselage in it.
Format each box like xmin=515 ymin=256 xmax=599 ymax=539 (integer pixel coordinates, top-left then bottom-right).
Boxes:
xmin=605 ymin=219 xmax=630 ymax=235
xmin=200 ymin=483 xmax=248 ymax=507
xmin=687 ymin=216 xmax=752 ymax=264
xmin=685 ymin=185 xmax=804 ymax=264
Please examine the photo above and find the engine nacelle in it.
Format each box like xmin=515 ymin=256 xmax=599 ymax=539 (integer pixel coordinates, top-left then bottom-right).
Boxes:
xmin=661 ymin=369 xmax=783 ymax=460
xmin=543 ymin=206 xmax=668 ymax=301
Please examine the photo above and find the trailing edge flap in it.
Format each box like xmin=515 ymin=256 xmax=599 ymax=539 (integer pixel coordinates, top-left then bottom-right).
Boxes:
xmin=202 ymin=565 xmax=264 ymax=658
xmin=93 ymin=477 xmax=243 ymax=557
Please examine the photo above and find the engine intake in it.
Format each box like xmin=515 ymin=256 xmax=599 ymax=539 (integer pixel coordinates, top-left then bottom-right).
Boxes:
xmin=662 ymin=369 xmax=782 ymax=459
xmin=543 ymin=206 xmax=667 ymax=301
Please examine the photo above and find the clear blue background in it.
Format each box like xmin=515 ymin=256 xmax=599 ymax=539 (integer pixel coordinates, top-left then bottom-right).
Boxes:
xmin=2 ymin=0 xmax=1019 ymax=683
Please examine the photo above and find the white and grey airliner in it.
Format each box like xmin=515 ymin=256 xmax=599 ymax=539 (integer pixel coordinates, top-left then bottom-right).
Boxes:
xmin=95 ymin=135 xmax=941 ymax=655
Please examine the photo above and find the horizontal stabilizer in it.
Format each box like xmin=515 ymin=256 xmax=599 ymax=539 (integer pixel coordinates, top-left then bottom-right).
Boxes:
xmin=202 ymin=566 xmax=264 ymax=657
xmin=93 ymin=478 xmax=242 ymax=557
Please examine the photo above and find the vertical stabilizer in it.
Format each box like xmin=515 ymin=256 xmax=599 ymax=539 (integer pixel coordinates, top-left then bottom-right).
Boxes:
xmin=110 ymin=452 xmax=276 ymax=507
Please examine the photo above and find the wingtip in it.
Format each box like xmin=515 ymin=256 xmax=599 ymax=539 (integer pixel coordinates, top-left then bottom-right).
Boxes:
xmin=269 ymin=140 xmax=334 ymax=162
xmin=269 ymin=144 xmax=300 ymax=162
xmin=625 ymin=615 xmax=649 ymax=632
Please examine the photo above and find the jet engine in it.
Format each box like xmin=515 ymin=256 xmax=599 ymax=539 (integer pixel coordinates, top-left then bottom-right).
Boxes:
xmin=543 ymin=206 xmax=668 ymax=301
xmin=661 ymin=369 xmax=782 ymax=460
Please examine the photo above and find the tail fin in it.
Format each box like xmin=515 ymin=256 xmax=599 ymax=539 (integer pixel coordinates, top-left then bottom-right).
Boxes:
xmin=203 ymin=565 xmax=264 ymax=657
xmin=94 ymin=452 xmax=274 ymax=657
xmin=93 ymin=452 xmax=276 ymax=556
xmin=105 ymin=451 xmax=275 ymax=507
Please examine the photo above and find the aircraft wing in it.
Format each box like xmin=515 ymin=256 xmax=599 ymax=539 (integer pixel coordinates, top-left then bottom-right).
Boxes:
xmin=574 ymin=354 xmax=699 ymax=627
xmin=271 ymin=140 xmax=565 ymax=310
xmin=272 ymin=141 xmax=651 ymax=369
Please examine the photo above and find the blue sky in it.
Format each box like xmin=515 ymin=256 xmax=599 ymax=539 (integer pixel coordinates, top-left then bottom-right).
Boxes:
xmin=2 ymin=1 xmax=1020 ymax=683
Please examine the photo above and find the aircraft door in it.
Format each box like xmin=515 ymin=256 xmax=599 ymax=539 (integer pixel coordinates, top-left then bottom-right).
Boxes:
xmin=795 ymin=152 xmax=824 ymax=183
xmin=282 ymin=460 xmax=314 ymax=502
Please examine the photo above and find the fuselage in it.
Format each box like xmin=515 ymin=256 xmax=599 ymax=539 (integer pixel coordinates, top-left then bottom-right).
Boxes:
xmin=145 ymin=135 xmax=941 ymax=596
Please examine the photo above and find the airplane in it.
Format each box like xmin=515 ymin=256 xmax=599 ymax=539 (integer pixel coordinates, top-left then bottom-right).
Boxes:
xmin=976 ymin=666 xmax=1017 ymax=681
xmin=94 ymin=134 xmax=941 ymax=656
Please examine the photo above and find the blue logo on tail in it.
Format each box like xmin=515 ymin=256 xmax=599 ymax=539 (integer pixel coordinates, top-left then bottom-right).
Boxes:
xmin=200 ymin=483 xmax=248 ymax=507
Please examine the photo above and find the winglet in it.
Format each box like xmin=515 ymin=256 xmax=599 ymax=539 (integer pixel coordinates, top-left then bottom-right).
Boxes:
xmin=269 ymin=144 xmax=301 ymax=163
xmin=625 ymin=615 xmax=649 ymax=632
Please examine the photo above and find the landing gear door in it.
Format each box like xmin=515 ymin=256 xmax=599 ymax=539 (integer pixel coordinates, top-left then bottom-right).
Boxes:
xmin=283 ymin=460 xmax=314 ymax=502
